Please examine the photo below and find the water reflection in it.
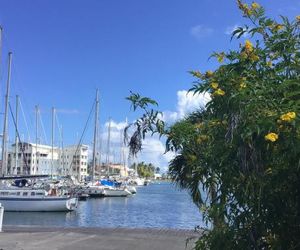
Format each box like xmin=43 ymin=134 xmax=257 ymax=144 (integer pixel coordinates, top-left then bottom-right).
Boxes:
xmin=3 ymin=183 xmax=203 ymax=229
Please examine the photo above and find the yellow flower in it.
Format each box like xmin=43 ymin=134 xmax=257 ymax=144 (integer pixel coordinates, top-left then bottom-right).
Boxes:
xmin=267 ymin=60 xmax=272 ymax=67
xmin=196 ymin=135 xmax=209 ymax=144
xmin=217 ymin=53 xmax=225 ymax=63
xmin=273 ymin=24 xmax=284 ymax=31
xmin=244 ymin=40 xmax=254 ymax=53
xmin=296 ymin=15 xmax=300 ymax=21
xmin=265 ymin=132 xmax=278 ymax=142
xmin=249 ymin=53 xmax=259 ymax=62
xmin=210 ymin=82 xmax=219 ymax=89
xmin=191 ymin=70 xmax=202 ymax=78
xmin=194 ymin=122 xmax=205 ymax=129
xmin=280 ymin=112 xmax=296 ymax=122
xmin=240 ymin=51 xmax=248 ymax=60
xmin=240 ymin=82 xmax=247 ymax=89
xmin=205 ymin=70 xmax=214 ymax=78
xmin=251 ymin=2 xmax=260 ymax=10
xmin=241 ymin=3 xmax=252 ymax=15
xmin=214 ymin=88 xmax=225 ymax=96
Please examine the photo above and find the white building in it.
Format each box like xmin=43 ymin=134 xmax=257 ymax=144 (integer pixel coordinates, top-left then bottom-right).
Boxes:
xmin=8 ymin=142 xmax=59 ymax=176
xmin=7 ymin=142 xmax=89 ymax=181
xmin=60 ymin=144 xmax=89 ymax=181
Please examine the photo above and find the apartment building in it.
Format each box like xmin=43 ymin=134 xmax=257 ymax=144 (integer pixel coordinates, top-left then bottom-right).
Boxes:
xmin=7 ymin=142 xmax=89 ymax=181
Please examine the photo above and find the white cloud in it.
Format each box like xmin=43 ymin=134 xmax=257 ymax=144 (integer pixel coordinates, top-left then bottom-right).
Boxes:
xmin=162 ymin=90 xmax=211 ymax=122
xmin=136 ymin=136 xmax=175 ymax=171
xmin=190 ymin=25 xmax=214 ymax=40
xmin=105 ymin=120 xmax=127 ymax=130
xmin=177 ymin=90 xmax=210 ymax=118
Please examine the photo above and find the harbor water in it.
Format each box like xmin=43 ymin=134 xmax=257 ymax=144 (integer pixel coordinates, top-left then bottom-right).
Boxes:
xmin=3 ymin=182 xmax=204 ymax=229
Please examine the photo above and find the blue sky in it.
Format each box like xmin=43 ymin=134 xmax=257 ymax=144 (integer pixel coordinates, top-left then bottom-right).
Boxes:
xmin=0 ymin=0 xmax=298 ymax=168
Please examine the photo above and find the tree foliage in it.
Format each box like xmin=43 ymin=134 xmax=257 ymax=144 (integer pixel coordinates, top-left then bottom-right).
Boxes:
xmin=131 ymin=162 xmax=156 ymax=178
xmin=126 ymin=2 xmax=300 ymax=249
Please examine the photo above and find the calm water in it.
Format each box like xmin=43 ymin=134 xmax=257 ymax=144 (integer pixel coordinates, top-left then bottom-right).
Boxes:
xmin=3 ymin=182 xmax=204 ymax=229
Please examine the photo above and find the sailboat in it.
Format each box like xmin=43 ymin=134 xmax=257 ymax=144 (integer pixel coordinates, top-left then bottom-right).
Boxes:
xmin=0 ymin=30 xmax=78 ymax=211
xmin=0 ymin=176 xmax=78 ymax=212
xmin=101 ymin=119 xmax=132 ymax=197
xmin=80 ymin=89 xmax=105 ymax=197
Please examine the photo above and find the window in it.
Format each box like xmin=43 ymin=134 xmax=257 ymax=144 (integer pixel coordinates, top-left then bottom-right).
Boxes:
xmin=31 ymin=192 xmax=35 ymax=196
xmin=23 ymin=192 xmax=28 ymax=196
xmin=16 ymin=192 xmax=20 ymax=196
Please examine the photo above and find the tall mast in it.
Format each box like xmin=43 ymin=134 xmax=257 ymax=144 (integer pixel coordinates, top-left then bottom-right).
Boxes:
xmin=51 ymin=107 xmax=55 ymax=178
xmin=35 ymin=105 xmax=39 ymax=175
xmin=106 ymin=118 xmax=111 ymax=174
xmin=0 ymin=26 xmax=2 ymax=76
xmin=1 ymin=52 xmax=12 ymax=176
xmin=14 ymin=95 xmax=19 ymax=174
xmin=92 ymin=89 xmax=99 ymax=183
xmin=61 ymin=125 xmax=64 ymax=176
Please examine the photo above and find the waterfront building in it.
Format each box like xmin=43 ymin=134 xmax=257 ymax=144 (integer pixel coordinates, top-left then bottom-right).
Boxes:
xmin=7 ymin=143 xmax=89 ymax=181
xmin=60 ymin=144 xmax=88 ymax=181
xmin=7 ymin=142 xmax=59 ymax=175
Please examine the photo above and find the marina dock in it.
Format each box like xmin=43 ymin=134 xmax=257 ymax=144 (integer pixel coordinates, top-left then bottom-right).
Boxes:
xmin=0 ymin=226 xmax=199 ymax=250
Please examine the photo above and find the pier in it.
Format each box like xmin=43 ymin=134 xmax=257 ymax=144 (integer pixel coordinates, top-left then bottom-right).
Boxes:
xmin=0 ymin=226 xmax=199 ymax=250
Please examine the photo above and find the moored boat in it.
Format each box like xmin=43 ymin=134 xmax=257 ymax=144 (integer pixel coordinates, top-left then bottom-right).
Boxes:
xmin=82 ymin=185 xmax=104 ymax=198
xmin=0 ymin=187 xmax=78 ymax=212
xmin=102 ymin=187 xmax=132 ymax=197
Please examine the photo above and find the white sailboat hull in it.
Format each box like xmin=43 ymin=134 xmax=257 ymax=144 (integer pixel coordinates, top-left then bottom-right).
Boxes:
xmin=103 ymin=188 xmax=132 ymax=197
xmin=81 ymin=185 xmax=104 ymax=197
xmin=0 ymin=197 xmax=78 ymax=212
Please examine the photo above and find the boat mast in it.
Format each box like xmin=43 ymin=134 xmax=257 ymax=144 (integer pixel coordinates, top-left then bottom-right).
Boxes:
xmin=51 ymin=107 xmax=55 ymax=178
xmin=105 ymin=118 xmax=111 ymax=175
xmin=92 ymin=89 xmax=99 ymax=183
xmin=14 ymin=95 xmax=19 ymax=174
xmin=61 ymin=125 xmax=64 ymax=176
xmin=122 ymin=117 xmax=128 ymax=176
xmin=1 ymin=52 xmax=12 ymax=176
xmin=35 ymin=105 xmax=39 ymax=175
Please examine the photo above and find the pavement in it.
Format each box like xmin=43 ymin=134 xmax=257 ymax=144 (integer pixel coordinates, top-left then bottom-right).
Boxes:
xmin=0 ymin=226 xmax=200 ymax=250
